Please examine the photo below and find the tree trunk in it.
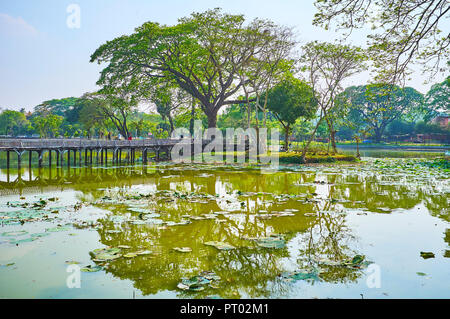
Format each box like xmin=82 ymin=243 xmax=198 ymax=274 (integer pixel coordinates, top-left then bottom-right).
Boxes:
xmin=206 ymin=111 xmax=217 ymax=128
xmin=284 ymin=125 xmax=290 ymax=152
xmin=374 ymin=129 xmax=382 ymax=143
xmin=301 ymin=115 xmax=325 ymax=163
xmin=189 ymin=98 xmax=195 ymax=135
xmin=330 ymin=129 xmax=337 ymax=154
xmin=355 ymin=137 xmax=361 ymax=159
xmin=168 ymin=115 xmax=175 ymax=135
xmin=325 ymin=116 xmax=337 ymax=154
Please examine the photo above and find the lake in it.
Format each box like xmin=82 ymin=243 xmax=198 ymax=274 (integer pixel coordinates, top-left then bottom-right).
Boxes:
xmin=0 ymin=155 xmax=448 ymax=299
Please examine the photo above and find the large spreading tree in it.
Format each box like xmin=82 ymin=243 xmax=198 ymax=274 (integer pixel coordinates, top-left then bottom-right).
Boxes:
xmin=423 ymin=77 xmax=450 ymax=121
xmin=299 ymin=41 xmax=368 ymax=156
xmin=90 ymin=8 xmax=295 ymax=128
xmin=0 ymin=110 xmax=30 ymax=136
xmin=266 ymin=75 xmax=318 ymax=151
xmin=340 ymin=84 xmax=423 ymax=142
xmin=313 ymin=0 xmax=450 ymax=84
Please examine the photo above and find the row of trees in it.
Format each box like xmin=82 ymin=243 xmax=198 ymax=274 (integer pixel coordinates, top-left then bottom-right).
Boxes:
xmin=1 ymin=4 xmax=449 ymax=158
xmin=1 ymin=76 xmax=448 ymax=143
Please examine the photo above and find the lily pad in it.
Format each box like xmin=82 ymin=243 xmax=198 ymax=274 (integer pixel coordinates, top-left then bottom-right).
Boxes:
xmin=136 ymin=250 xmax=152 ymax=255
xmin=253 ymin=235 xmax=286 ymax=249
xmin=81 ymin=265 xmax=103 ymax=272
xmin=2 ymin=230 xmax=28 ymax=237
xmin=420 ymin=252 xmax=435 ymax=259
xmin=9 ymin=237 xmax=36 ymax=244
xmin=281 ymin=269 xmax=321 ymax=282
xmin=166 ymin=220 xmax=191 ymax=226
xmin=46 ymin=226 xmax=71 ymax=232
xmin=204 ymin=241 xmax=235 ymax=250
xmin=343 ymin=255 xmax=371 ymax=269
xmin=90 ymin=247 xmax=122 ymax=261
xmin=177 ymin=273 xmax=220 ymax=292
xmin=173 ymin=247 xmax=192 ymax=253
xmin=107 ymin=230 xmax=122 ymax=234
xmin=416 ymin=272 xmax=427 ymax=276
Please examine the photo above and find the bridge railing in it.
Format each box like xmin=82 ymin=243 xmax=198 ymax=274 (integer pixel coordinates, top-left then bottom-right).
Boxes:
xmin=0 ymin=138 xmax=186 ymax=149
xmin=0 ymin=138 xmax=246 ymax=150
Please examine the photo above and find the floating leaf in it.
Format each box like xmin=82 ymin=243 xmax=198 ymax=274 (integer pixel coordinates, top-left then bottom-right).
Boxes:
xmin=416 ymin=272 xmax=427 ymax=276
xmin=46 ymin=226 xmax=71 ymax=232
xmin=2 ymin=230 xmax=28 ymax=237
xmin=90 ymin=247 xmax=122 ymax=261
xmin=177 ymin=271 xmax=221 ymax=292
xmin=420 ymin=252 xmax=435 ymax=259
xmin=173 ymin=247 xmax=192 ymax=253
xmin=253 ymin=235 xmax=286 ymax=249
xmin=136 ymin=250 xmax=152 ymax=255
xmin=9 ymin=237 xmax=36 ymax=244
xmin=204 ymin=241 xmax=235 ymax=250
xmin=281 ymin=269 xmax=321 ymax=282
xmin=81 ymin=265 xmax=103 ymax=272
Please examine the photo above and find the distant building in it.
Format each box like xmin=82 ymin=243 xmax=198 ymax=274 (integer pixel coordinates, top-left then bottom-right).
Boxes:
xmin=431 ymin=113 xmax=449 ymax=128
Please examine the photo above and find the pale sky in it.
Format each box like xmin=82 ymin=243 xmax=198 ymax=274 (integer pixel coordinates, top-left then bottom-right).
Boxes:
xmin=0 ymin=0 xmax=448 ymax=111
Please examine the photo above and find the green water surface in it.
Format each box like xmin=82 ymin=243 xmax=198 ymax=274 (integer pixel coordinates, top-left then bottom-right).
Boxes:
xmin=0 ymin=157 xmax=448 ymax=299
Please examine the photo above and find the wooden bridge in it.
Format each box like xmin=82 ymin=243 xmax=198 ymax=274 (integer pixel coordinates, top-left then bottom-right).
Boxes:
xmin=0 ymin=138 xmax=248 ymax=170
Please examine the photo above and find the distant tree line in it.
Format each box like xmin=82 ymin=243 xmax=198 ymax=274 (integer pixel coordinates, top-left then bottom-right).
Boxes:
xmin=1 ymin=5 xmax=449 ymax=157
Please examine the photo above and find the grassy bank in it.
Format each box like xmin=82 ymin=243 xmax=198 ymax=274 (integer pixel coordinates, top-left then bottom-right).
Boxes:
xmin=276 ymin=152 xmax=358 ymax=164
xmin=336 ymin=141 xmax=449 ymax=148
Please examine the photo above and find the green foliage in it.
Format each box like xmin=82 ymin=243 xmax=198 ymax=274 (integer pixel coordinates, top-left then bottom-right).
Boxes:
xmin=340 ymin=84 xmax=423 ymax=142
xmin=31 ymin=114 xmax=63 ymax=138
xmin=267 ymin=76 xmax=317 ymax=127
xmin=275 ymin=152 xmax=357 ymax=164
xmin=414 ymin=121 xmax=449 ymax=135
xmin=0 ymin=110 xmax=30 ymax=136
xmin=423 ymin=78 xmax=450 ymax=122
xmin=313 ymin=0 xmax=450 ymax=84
xmin=90 ymin=8 xmax=295 ymax=127
xmin=266 ymin=75 xmax=317 ymax=149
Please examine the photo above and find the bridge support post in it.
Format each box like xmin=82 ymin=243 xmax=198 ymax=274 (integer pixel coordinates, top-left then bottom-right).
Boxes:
xmin=6 ymin=151 xmax=10 ymax=170
xmin=28 ymin=151 xmax=32 ymax=169
xmin=49 ymin=150 xmax=52 ymax=169
xmin=38 ymin=150 xmax=43 ymax=168
xmin=67 ymin=150 xmax=71 ymax=168
xmin=17 ymin=151 xmax=22 ymax=171
xmin=143 ymin=149 xmax=147 ymax=164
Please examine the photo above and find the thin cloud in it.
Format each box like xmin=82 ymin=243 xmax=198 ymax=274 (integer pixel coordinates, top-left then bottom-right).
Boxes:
xmin=0 ymin=13 xmax=38 ymax=37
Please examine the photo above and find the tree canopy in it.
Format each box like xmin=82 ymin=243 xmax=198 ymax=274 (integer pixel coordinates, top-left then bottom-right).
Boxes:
xmin=90 ymin=8 xmax=295 ymax=128
xmin=313 ymin=0 xmax=450 ymax=84
xmin=340 ymin=84 xmax=423 ymax=142
xmin=266 ymin=75 xmax=318 ymax=150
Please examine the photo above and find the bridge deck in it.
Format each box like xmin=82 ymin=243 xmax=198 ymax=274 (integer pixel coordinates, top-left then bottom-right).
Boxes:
xmin=0 ymin=138 xmax=185 ymax=151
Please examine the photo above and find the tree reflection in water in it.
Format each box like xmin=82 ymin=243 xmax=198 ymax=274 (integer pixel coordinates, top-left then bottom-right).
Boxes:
xmin=1 ymin=162 xmax=447 ymax=298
